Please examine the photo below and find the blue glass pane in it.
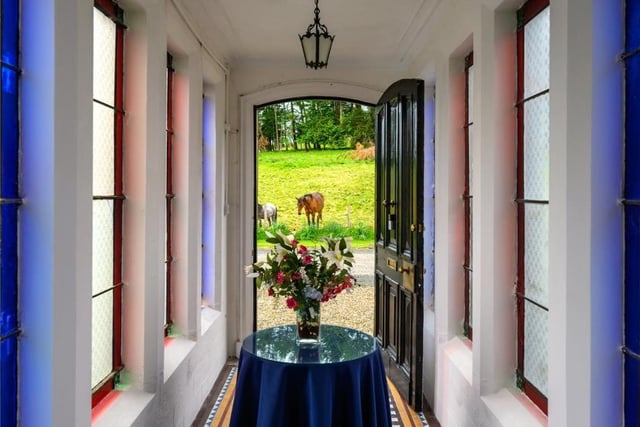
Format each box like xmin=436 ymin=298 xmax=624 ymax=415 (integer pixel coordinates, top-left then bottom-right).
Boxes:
xmin=0 ymin=204 xmax=18 ymax=427
xmin=1 ymin=67 xmax=19 ymax=198
xmin=627 ymin=0 xmax=640 ymax=52
xmin=625 ymin=206 xmax=640 ymax=352
xmin=625 ymin=353 xmax=640 ymax=426
xmin=1 ymin=0 xmax=19 ymax=68
xmin=0 ymin=2 xmax=19 ymax=425
xmin=626 ymin=54 xmax=640 ymax=198
xmin=0 ymin=337 xmax=17 ymax=426
xmin=0 ymin=205 xmax=18 ymax=331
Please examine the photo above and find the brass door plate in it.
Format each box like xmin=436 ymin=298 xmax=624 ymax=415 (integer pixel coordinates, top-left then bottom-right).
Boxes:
xmin=386 ymin=257 xmax=397 ymax=270
xmin=402 ymin=261 xmax=414 ymax=292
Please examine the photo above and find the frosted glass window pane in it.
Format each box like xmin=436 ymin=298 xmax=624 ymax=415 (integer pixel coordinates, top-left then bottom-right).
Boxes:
xmin=92 ymin=200 xmax=114 ymax=295
xmin=524 ymin=7 xmax=550 ymax=98
xmin=93 ymin=102 xmax=114 ymax=195
xmin=524 ymin=94 xmax=549 ymax=200
xmin=93 ymin=8 xmax=115 ymax=106
xmin=468 ymin=65 xmax=474 ymax=122
xmin=91 ymin=292 xmax=113 ymax=388
xmin=525 ymin=204 xmax=549 ymax=306
xmin=524 ymin=300 xmax=548 ymax=395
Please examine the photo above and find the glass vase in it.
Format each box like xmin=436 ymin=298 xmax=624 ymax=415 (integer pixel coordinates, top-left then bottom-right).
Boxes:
xmin=295 ymin=303 xmax=321 ymax=344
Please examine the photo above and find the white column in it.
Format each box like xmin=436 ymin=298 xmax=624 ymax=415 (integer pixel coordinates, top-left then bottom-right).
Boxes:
xmin=121 ymin=4 xmax=167 ymax=392
xmin=21 ymin=0 xmax=93 ymax=425
xmin=472 ymin=6 xmax=518 ymax=396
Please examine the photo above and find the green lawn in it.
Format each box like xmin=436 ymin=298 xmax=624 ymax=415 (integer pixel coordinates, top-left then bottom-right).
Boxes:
xmin=257 ymin=150 xmax=375 ymax=248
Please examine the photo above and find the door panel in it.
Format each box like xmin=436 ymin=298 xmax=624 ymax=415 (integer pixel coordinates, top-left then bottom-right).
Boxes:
xmin=374 ymin=79 xmax=424 ymax=411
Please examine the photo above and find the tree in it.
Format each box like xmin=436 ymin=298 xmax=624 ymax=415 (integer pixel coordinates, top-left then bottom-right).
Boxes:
xmin=257 ymin=99 xmax=374 ymax=151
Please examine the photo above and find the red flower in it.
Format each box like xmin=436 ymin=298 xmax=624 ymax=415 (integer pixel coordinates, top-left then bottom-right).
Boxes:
xmin=286 ymin=297 xmax=298 ymax=309
xmin=302 ymin=255 xmax=313 ymax=265
xmin=297 ymin=245 xmax=308 ymax=254
xmin=292 ymin=272 xmax=302 ymax=281
xmin=268 ymin=287 xmax=274 ymax=297
xmin=276 ymin=271 xmax=285 ymax=284
xmin=291 ymin=239 xmax=298 ymax=248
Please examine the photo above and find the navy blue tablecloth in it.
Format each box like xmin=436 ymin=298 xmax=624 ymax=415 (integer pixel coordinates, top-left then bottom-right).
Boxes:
xmin=229 ymin=325 xmax=391 ymax=427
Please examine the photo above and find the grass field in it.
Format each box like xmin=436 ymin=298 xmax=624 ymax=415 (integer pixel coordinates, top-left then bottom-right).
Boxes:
xmin=257 ymin=150 xmax=375 ymax=248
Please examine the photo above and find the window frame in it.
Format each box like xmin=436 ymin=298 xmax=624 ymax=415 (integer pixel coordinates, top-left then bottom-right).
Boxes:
xmin=0 ymin=0 xmax=21 ymax=425
xmin=165 ymin=52 xmax=175 ymax=335
xmin=463 ymin=52 xmax=474 ymax=340
xmin=91 ymin=0 xmax=125 ymax=408
xmin=515 ymin=0 xmax=550 ymax=415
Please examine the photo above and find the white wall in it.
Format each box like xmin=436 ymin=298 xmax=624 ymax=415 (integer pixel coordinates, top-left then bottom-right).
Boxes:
xmin=18 ymin=0 xmax=626 ymax=425
xmin=21 ymin=1 xmax=93 ymax=425
xmin=409 ymin=0 xmax=624 ymax=425
xmin=20 ymin=1 xmax=230 ymax=425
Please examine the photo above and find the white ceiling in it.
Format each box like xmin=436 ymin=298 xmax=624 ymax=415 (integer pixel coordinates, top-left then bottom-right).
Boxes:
xmin=173 ymin=0 xmax=441 ymax=69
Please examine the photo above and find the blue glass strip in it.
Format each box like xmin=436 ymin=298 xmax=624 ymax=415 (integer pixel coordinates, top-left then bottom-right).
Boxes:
xmin=1 ymin=0 xmax=18 ymax=69
xmin=625 ymin=354 xmax=640 ymax=427
xmin=627 ymin=0 xmax=640 ymax=53
xmin=0 ymin=1 xmax=19 ymax=426
xmin=625 ymin=206 xmax=640 ymax=351
xmin=0 ymin=203 xmax=18 ymax=427
xmin=626 ymin=55 xmax=640 ymax=198
xmin=1 ymin=67 xmax=19 ymax=199
xmin=0 ymin=336 xmax=17 ymax=427
xmin=626 ymin=3 xmax=640 ymax=421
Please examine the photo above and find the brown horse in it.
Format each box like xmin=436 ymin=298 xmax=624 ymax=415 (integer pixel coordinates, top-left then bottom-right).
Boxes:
xmin=296 ymin=192 xmax=324 ymax=226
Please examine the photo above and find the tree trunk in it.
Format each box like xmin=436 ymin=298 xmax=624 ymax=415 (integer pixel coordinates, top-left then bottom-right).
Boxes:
xmin=274 ymin=106 xmax=280 ymax=150
xmin=290 ymin=102 xmax=298 ymax=150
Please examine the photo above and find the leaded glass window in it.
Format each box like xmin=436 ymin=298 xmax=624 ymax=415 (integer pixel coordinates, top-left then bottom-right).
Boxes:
xmin=165 ymin=53 xmax=174 ymax=335
xmin=624 ymin=0 xmax=640 ymax=424
xmin=463 ymin=52 xmax=474 ymax=340
xmin=0 ymin=1 xmax=20 ymax=425
xmin=515 ymin=0 xmax=550 ymax=414
xmin=91 ymin=0 xmax=125 ymax=407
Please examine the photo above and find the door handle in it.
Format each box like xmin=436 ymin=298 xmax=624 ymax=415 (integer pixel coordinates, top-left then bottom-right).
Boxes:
xmin=382 ymin=200 xmax=397 ymax=208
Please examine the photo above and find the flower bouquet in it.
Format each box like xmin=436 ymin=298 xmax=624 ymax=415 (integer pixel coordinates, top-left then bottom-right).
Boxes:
xmin=246 ymin=231 xmax=357 ymax=343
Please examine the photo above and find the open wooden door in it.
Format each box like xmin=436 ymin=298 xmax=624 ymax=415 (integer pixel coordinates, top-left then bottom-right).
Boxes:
xmin=374 ymin=79 xmax=424 ymax=411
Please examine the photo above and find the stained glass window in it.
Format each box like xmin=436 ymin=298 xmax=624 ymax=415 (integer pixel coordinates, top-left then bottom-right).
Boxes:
xmin=0 ymin=1 xmax=20 ymax=425
xmin=624 ymin=0 xmax=640 ymax=424
xmin=91 ymin=0 xmax=125 ymax=407
xmin=515 ymin=0 xmax=550 ymax=414
xmin=463 ymin=52 xmax=474 ymax=340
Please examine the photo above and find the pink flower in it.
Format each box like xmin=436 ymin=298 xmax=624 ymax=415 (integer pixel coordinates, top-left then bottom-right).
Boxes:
xmin=302 ymin=255 xmax=313 ymax=265
xmin=276 ymin=271 xmax=285 ymax=284
xmin=292 ymin=272 xmax=302 ymax=281
xmin=297 ymin=245 xmax=308 ymax=254
xmin=291 ymin=239 xmax=298 ymax=248
xmin=286 ymin=297 xmax=298 ymax=309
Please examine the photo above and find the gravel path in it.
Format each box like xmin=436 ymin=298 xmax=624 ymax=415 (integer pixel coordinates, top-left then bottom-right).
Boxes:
xmin=256 ymin=249 xmax=375 ymax=335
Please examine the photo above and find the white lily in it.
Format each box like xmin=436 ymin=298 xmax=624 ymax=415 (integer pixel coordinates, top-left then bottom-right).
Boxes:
xmin=277 ymin=230 xmax=294 ymax=246
xmin=325 ymin=246 xmax=347 ymax=268
xmin=245 ymin=264 xmax=260 ymax=278
xmin=274 ymin=244 xmax=289 ymax=262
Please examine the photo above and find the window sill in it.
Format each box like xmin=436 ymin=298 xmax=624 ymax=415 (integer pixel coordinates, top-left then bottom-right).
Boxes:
xmin=201 ymin=306 xmax=222 ymax=335
xmin=164 ymin=335 xmax=196 ymax=382
xmin=442 ymin=335 xmax=473 ymax=383
xmin=440 ymin=336 xmax=546 ymax=427
xmin=91 ymin=388 xmax=153 ymax=427
xmin=482 ymin=388 xmax=547 ymax=427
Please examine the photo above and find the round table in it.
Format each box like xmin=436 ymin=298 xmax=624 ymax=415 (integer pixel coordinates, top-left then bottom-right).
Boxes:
xmin=229 ymin=324 xmax=392 ymax=427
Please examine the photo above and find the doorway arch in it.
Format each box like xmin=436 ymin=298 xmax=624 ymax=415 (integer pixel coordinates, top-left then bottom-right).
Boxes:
xmin=237 ymin=81 xmax=382 ymax=346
